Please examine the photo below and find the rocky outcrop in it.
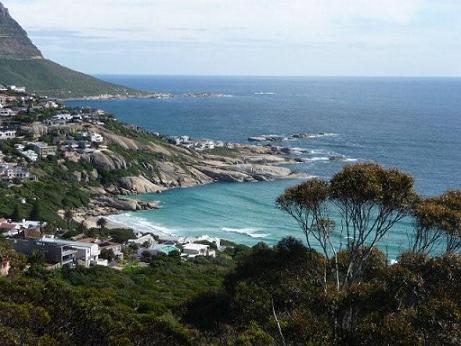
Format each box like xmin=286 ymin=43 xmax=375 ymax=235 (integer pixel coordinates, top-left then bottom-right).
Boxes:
xmin=196 ymin=163 xmax=296 ymax=183
xmin=196 ymin=166 xmax=255 ymax=183
xmin=230 ymin=164 xmax=294 ymax=181
xmin=118 ymin=176 xmax=166 ymax=194
xmin=81 ymin=151 xmax=127 ymax=171
xmin=91 ymin=196 xmax=159 ymax=213
xmin=18 ymin=122 xmax=48 ymax=138
xmin=153 ymin=161 xmax=213 ymax=187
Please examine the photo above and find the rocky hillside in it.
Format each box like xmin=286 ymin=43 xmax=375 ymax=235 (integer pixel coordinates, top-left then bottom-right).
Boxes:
xmin=44 ymin=120 xmax=300 ymax=219
xmin=0 ymin=2 xmax=141 ymax=98
xmin=0 ymin=3 xmax=42 ymax=60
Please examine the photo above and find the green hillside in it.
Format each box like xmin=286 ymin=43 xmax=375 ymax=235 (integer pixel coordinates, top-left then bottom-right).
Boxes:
xmin=0 ymin=2 xmax=142 ymax=98
xmin=0 ymin=58 xmax=140 ymax=98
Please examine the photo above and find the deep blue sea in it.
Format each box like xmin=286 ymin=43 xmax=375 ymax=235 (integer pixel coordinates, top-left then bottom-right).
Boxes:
xmin=67 ymin=76 xmax=461 ymax=255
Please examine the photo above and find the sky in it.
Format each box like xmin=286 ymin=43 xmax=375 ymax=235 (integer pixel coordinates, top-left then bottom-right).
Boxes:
xmin=3 ymin=0 xmax=461 ymax=76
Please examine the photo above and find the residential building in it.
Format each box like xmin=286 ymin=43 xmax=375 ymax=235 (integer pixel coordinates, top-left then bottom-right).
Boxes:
xmin=90 ymin=132 xmax=104 ymax=144
xmin=0 ymin=129 xmax=16 ymax=139
xmin=40 ymin=237 xmax=101 ymax=268
xmin=0 ymin=164 xmax=31 ymax=183
xmin=139 ymin=244 xmax=179 ymax=257
xmin=99 ymin=241 xmax=123 ymax=259
xmin=53 ymin=113 xmax=73 ymax=121
xmin=44 ymin=101 xmax=59 ymax=109
xmin=79 ymin=238 xmax=124 ymax=260
xmin=0 ymin=109 xmax=18 ymax=117
xmin=127 ymin=234 xmax=157 ymax=247
xmin=21 ymin=150 xmax=39 ymax=162
xmin=30 ymin=142 xmax=57 ymax=157
xmin=9 ymin=85 xmax=26 ymax=93
xmin=0 ymin=222 xmax=17 ymax=237
xmin=8 ymin=238 xmax=77 ymax=267
xmin=182 ymin=243 xmax=216 ymax=258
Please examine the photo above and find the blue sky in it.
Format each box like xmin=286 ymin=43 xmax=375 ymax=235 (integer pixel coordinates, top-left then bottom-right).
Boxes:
xmin=4 ymin=0 xmax=461 ymax=76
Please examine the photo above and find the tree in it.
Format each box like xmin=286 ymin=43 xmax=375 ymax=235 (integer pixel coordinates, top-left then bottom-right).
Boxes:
xmin=30 ymin=200 xmax=43 ymax=221
xmin=277 ymin=163 xmax=417 ymax=287
xmin=329 ymin=163 xmax=416 ymax=285
xmin=10 ymin=203 xmax=26 ymax=222
xmin=64 ymin=209 xmax=73 ymax=230
xmin=411 ymin=191 xmax=461 ymax=255
xmin=42 ymin=222 xmax=56 ymax=235
xmin=96 ymin=217 xmax=107 ymax=230
xmin=277 ymin=178 xmax=339 ymax=290
xmin=100 ymin=248 xmax=115 ymax=262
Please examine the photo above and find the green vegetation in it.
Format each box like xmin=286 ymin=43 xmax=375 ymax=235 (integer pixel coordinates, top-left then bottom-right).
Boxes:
xmin=0 ymin=150 xmax=459 ymax=345
xmin=204 ymin=147 xmax=240 ymax=157
xmin=0 ymin=252 xmax=237 ymax=345
xmin=104 ymin=120 xmax=169 ymax=146
xmin=0 ymin=144 xmax=92 ymax=227
xmin=0 ymin=59 xmax=141 ymax=98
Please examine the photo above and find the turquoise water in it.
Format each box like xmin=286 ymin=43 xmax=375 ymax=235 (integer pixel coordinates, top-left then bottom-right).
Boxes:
xmin=67 ymin=76 xmax=461 ymax=254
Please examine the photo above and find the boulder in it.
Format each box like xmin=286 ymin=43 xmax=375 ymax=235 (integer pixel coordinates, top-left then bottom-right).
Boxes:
xmin=118 ymin=176 xmax=166 ymax=194
xmin=18 ymin=122 xmax=48 ymax=138
xmin=230 ymin=164 xmax=293 ymax=180
xmin=196 ymin=166 xmax=255 ymax=183
xmin=82 ymin=151 xmax=127 ymax=171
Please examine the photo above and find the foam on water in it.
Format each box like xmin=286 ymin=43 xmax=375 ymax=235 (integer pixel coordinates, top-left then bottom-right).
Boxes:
xmin=221 ymin=227 xmax=271 ymax=239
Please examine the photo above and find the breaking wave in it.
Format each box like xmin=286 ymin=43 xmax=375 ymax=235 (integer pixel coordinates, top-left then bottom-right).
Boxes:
xmin=221 ymin=227 xmax=270 ymax=239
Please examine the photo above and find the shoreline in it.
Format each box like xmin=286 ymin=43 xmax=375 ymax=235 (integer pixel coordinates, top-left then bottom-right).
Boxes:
xmin=78 ymin=173 xmax=307 ymax=243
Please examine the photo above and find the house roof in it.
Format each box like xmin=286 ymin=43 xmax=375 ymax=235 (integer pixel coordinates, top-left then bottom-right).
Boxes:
xmin=183 ymin=243 xmax=209 ymax=251
xmin=0 ymin=223 xmax=16 ymax=230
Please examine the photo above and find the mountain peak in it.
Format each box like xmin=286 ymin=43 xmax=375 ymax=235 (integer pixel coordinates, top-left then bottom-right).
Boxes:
xmin=0 ymin=2 xmax=141 ymax=98
xmin=0 ymin=2 xmax=43 ymax=60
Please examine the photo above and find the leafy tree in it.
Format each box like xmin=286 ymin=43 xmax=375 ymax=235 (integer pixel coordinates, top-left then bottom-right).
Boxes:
xmin=96 ymin=217 xmax=107 ymax=230
xmin=100 ymin=248 xmax=115 ymax=262
xmin=412 ymin=190 xmax=461 ymax=255
xmin=63 ymin=209 xmax=73 ymax=229
xmin=10 ymin=203 xmax=26 ymax=222
xmin=277 ymin=163 xmax=417 ymax=287
xmin=277 ymin=178 xmax=339 ymax=290
xmin=29 ymin=200 xmax=43 ymax=221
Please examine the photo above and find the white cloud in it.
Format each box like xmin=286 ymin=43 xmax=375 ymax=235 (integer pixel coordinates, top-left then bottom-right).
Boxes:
xmin=2 ymin=0 xmax=460 ymax=75
xmin=5 ymin=0 xmax=426 ymax=44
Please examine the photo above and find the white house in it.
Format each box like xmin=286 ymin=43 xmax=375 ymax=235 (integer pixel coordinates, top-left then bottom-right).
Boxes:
xmin=44 ymin=101 xmax=59 ymax=109
xmin=30 ymin=142 xmax=57 ymax=157
xmin=21 ymin=150 xmax=38 ymax=162
xmin=4 ymin=166 xmax=30 ymax=181
xmin=0 ymin=129 xmax=16 ymax=139
xmin=53 ymin=113 xmax=73 ymax=121
xmin=40 ymin=236 xmax=101 ymax=268
xmin=127 ymin=234 xmax=157 ymax=247
xmin=182 ymin=243 xmax=216 ymax=259
xmin=90 ymin=132 xmax=104 ymax=144
xmin=9 ymin=85 xmax=26 ymax=93
xmin=0 ymin=109 xmax=17 ymax=117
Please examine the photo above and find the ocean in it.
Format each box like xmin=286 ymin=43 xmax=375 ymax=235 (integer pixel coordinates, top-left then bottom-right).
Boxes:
xmin=66 ymin=76 xmax=461 ymax=255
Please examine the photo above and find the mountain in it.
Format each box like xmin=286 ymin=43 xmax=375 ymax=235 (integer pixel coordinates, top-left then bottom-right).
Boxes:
xmin=0 ymin=2 xmax=140 ymax=98
xmin=0 ymin=2 xmax=42 ymax=60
